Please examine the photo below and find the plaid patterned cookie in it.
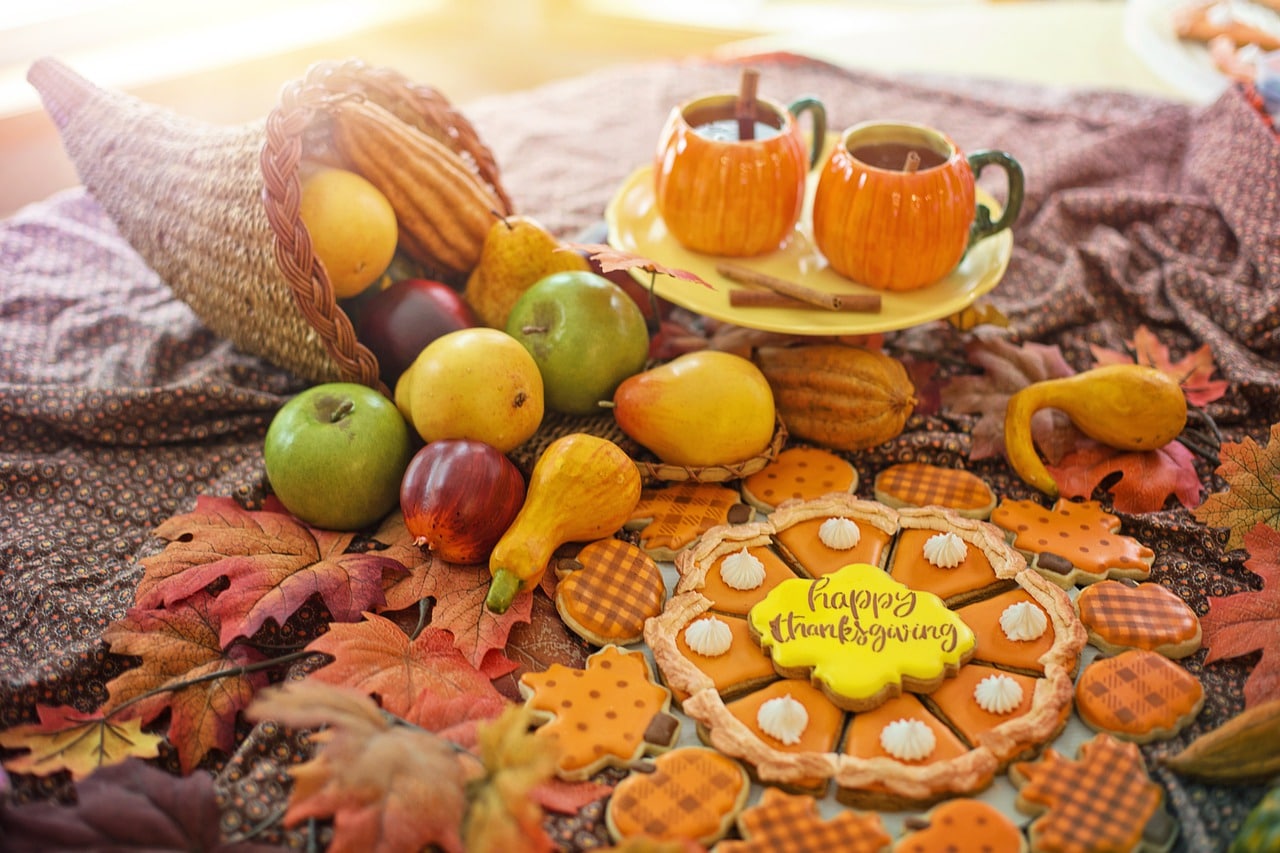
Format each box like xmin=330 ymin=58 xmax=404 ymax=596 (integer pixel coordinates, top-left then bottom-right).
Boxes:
xmin=873 ymin=462 xmax=997 ymax=519
xmin=1075 ymin=648 xmax=1204 ymax=743
xmin=626 ymin=481 xmax=750 ymax=561
xmin=605 ymin=747 xmax=749 ymax=845
xmin=1010 ymin=733 xmax=1178 ymax=853
xmin=555 ymin=537 xmax=666 ymax=646
xmin=716 ymin=787 xmax=891 ymax=853
xmin=1075 ymin=580 xmax=1202 ymax=658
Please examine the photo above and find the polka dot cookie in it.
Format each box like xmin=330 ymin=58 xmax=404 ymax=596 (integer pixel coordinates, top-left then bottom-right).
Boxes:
xmin=741 ymin=446 xmax=858 ymax=512
xmin=894 ymin=798 xmax=1026 ymax=852
xmin=990 ymin=498 xmax=1155 ymax=587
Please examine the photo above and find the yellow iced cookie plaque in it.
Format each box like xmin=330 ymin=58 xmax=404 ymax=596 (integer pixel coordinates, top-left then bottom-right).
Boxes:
xmin=747 ymin=563 xmax=976 ymax=711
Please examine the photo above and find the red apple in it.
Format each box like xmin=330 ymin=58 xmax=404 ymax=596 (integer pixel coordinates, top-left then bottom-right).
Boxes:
xmin=400 ymin=438 xmax=526 ymax=564
xmin=356 ymin=278 xmax=478 ymax=388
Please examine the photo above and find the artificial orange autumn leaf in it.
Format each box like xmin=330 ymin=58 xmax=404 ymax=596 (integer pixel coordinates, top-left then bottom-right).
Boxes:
xmin=1090 ymin=325 xmax=1228 ymax=407
xmin=0 ymin=705 xmax=164 ymax=781
xmin=101 ymin=593 xmax=270 ymax=773
xmin=248 ymin=681 xmax=469 ymax=853
xmin=305 ymin=614 xmax=506 ymax=719
xmin=137 ymin=495 xmax=403 ymax=646
xmin=1193 ymin=422 xmax=1280 ymax=550
xmin=1048 ymin=439 xmax=1203 ymax=513
xmin=370 ymin=512 xmax=436 ymax=610
xmin=463 ymin=704 xmax=559 ymax=853
xmin=563 ymin=242 xmax=711 ymax=287
xmin=1201 ymin=523 xmax=1280 ymax=708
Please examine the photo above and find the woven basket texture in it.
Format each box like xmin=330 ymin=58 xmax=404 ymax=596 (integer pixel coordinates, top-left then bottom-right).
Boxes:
xmin=26 ymin=57 xmax=510 ymax=394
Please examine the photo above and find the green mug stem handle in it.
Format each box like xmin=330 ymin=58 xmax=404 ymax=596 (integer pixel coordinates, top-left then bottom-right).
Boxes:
xmin=787 ymin=96 xmax=827 ymax=170
xmin=966 ymin=149 xmax=1025 ymax=248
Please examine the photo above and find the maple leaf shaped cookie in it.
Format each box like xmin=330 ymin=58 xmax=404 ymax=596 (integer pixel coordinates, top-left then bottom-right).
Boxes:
xmin=626 ymin=482 xmax=750 ymax=561
xmin=990 ymin=498 xmax=1154 ymax=587
xmin=715 ymin=787 xmax=891 ymax=853
xmin=1010 ymin=733 xmax=1177 ymax=853
xmin=519 ymin=645 xmax=679 ymax=780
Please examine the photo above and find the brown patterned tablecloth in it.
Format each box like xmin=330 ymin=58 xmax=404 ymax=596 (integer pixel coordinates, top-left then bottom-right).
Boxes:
xmin=1 ymin=52 xmax=1278 ymax=850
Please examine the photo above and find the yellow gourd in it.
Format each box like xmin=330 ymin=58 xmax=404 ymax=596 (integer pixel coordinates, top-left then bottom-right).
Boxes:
xmin=1004 ymin=364 xmax=1187 ymax=497
xmin=485 ymin=433 xmax=642 ymax=614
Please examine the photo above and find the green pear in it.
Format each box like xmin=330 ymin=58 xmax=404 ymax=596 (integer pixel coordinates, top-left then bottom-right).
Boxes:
xmin=463 ymin=214 xmax=590 ymax=328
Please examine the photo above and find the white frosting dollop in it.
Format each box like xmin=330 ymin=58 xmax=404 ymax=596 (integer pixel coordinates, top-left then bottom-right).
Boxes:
xmin=818 ymin=516 xmax=861 ymax=550
xmin=684 ymin=616 xmax=733 ymax=657
xmin=757 ymin=694 xmax=809 ymax=745
xmin=879 ymin=718 xmax=936 ymax=761
xmin=974 ymin=674 xmax=1024 ymax=715
xmin=922 ymin=531 xmax=967 ymax=568
xmin=720 ymin=547 xmax=766 ymax=591
xmin=1000 ymin=601 xmax=1048 ymax=642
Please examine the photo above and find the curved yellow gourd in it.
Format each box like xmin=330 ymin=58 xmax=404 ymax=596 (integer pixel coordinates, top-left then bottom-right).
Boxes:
xmin=1003 ymin=364 xmax=1187 ymax=497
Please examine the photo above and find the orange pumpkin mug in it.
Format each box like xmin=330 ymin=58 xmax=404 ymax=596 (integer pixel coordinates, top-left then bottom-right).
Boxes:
xmin=654 ymin=92 xmax=826 ymax=257
xmin=812 ymin=121 xmax=1024 ymax=292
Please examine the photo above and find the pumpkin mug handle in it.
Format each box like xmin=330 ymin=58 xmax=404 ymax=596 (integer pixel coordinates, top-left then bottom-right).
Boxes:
xmin=787 ymin=96 xmax=827 ymax=169
xmin=966 ymin=149 xmax=1024 ymax=248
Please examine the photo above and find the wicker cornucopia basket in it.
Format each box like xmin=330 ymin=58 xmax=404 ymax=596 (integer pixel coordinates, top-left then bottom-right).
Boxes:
xmin=26 ymin=57 xmax=512 ymax=395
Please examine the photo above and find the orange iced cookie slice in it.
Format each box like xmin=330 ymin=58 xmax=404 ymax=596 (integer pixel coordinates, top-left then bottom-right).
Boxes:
xmin=775 ymin=516 xmax=895 ymax=578
xmin=889 ymin=527 xmax=1010 ymax=605
xmin=839 ymin=693 xmax=971 ymax=807
xmin=671 ymin=611 xmax=777 ymax=703
xmin=719 ymin=678 xmax=847 ymax=795
xmin=555 ymin=537 xmax=666 ymax=646
xmin=698 ymin=543 xmax=801 ymax=616
xmin=874 ymin=463 xmax=997 ymax=519
xmin=1076 ymin=580 xmax=1202 ymax=658
xmin=717 ymin=787 xmax=892 ymax=853
xmin=894 ymin=798 xmax=1027 ymax=853
xmin=991 ymin=498 xmax=1154 ymax=587
xmin=741 ymin=446 xmax=858 ymax=512
xmin=1074 ymin=648 xmax=1204 ymax=743
xmin=626 ymin=481 xmax=747 ymax=561
xmin=520 ymin=644 xmax=678 ymax=780
xmin=923 ymin=664 xmax=1043 ymax=750
xmin=955 ymin=588 xmax=1058 ymax=675
xmin=1011 ymin=734 xmax=1172 ymax=853
xmin=606 ymin=746 xmax=749 ymax=846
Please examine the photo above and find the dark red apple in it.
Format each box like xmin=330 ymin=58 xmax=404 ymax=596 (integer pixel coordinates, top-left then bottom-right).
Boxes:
xmin=355 ymin=278 xmax=478 ymax=388
xmin=400 ymin=439 xmax=525 ymax=564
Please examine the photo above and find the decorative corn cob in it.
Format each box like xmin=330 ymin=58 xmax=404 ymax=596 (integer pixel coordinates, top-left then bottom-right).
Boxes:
xmin=25 ymin=57 xmax=511 ymax=390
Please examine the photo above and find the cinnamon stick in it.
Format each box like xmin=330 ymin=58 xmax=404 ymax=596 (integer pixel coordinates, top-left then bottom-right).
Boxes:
xmin=736 ymin=68 xmax=760 ymax=141
xmin=728 ymin=289 xmax=882 ymax=313
xmin=717 ymin=262 xmax=881 ymax=313
xmin=904 ymin=150 xmax=921 ymax=173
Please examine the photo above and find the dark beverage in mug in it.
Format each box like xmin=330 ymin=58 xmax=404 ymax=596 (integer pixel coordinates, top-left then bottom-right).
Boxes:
xmin=851 ymin=142 xmax=948 ymax=171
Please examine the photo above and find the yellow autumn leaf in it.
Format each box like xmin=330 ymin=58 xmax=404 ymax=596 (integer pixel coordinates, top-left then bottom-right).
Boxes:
xmin=0 ymin=705 xmax=164 ymax=780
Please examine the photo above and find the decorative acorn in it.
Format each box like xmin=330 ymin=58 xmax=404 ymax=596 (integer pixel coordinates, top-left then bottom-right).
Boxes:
xmin=25 ymin=57 xmax=511 ymax=392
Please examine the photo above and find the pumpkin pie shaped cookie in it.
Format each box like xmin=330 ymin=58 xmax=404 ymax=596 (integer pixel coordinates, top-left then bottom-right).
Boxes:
xmin=646 ymin=497 xmax=1087 ymax=807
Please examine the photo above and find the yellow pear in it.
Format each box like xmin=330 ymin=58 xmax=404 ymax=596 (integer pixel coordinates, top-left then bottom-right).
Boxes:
xmin=463 ymin=214 xmax=590 ymax=328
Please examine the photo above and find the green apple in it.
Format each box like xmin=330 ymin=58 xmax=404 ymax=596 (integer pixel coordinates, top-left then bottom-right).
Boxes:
xmin=505 ymin=270 xmax=650 ymax=415
xmin=263 ymin=382 xmax=413 ymax=531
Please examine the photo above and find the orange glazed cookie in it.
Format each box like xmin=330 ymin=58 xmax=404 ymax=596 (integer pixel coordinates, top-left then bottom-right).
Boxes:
xmin=990 ymin=498 xmax=1155 ymax=587
xmin=519 ymin=644 xmax=679 ymax=780
xmin=554 ymin=537 xmax=666 ymax=646
xmin=1074 ymin=648 xmax=1204 ymax=743
xmin=894 ymin=799 xmax=1027 ymax=853
xmin=1075 ymin=580 xmax=1202 ymax=658
xmin=717 ymin=787 xmax=892 ymax=853
xmin=605 ymin=747 xmax=749 ymax=845
xmin=647 ymin=498 xmax=1086 ymax=807
xmin=771 ymin=494 xmax=898 ymax=578
xmin=659 ymin=592 xmax=777 ymax=704
xmin=874 ymin=463 xmax=997 ymax=519
xmin=741 ymin=446 xmax=858 ymax=512
xmin=625 ymin=481 xmax=749 ymax=561
xmin=1010 ymin=733 xmax=1178 ymax=853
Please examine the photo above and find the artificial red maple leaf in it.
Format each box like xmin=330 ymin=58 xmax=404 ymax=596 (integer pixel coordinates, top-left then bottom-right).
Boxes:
xmin=1201 ymin=523 xmax=1280 ymax=708
xmin=249 ymin=681 xmax=470 ymax=853
xmin=1047 ymin=439 xmax=1203 ymax=513
xmin=403 ymin=686 xmax=509 ymax=745
xmin=491 ymin=590 xmax=592 ymax=701
xmin=138 ymin=495 xmax=402 ymax=646
xmin=428 ymin=563 xmax=533 ymax=669
xmin=1090 ymin=325 xmax=1228 ymax=407
xmin=1194 ymin=422 xmax=1280 ymax=550
xmin=0 ymin=758 xmax=280 ymax=853
xmin=305 ymin=615 xmax=506 ymax=719
xmin=563 ymin=242 xmax=711 ymax=287
xmin=370 ymin=512 xmax=436 ymax=610
xmin=101 ymin=594 xmax=269 ymax=773
xmin=0 ymin=705 xmax=164 ymax=781
xmin=940 ymin=334 xmax=1081 ymax=462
